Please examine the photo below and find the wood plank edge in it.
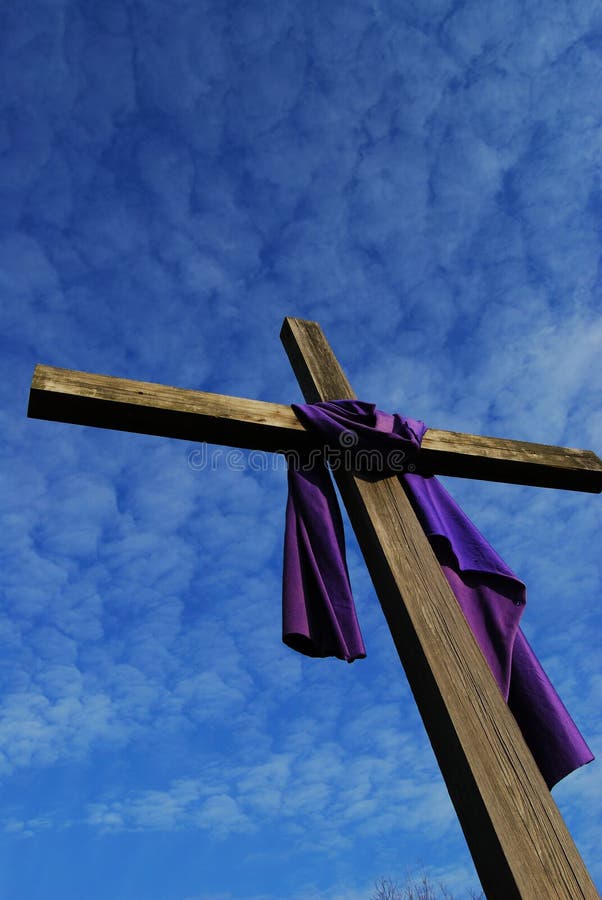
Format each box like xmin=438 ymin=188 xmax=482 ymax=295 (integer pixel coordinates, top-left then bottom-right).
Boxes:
xmin=27 ymin=387 xmax=315 ymax=455
xmin=419 ymin=449 xmax=602 ymax=493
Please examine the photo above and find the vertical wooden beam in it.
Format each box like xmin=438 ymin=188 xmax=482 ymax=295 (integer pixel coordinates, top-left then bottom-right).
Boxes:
xmin=280 ymin=317 xmax=598 ymax=900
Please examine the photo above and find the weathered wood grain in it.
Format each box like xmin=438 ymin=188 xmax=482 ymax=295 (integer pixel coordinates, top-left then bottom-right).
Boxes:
xmin=28 ymin=364 xmax=602 ymax=492
xmin=422 ymin=428 xmax=602 ymax=491
xmin=280 ymin=316 xmax=599 ymax=900
xmin=27 ymin=364 xmax=315 ymax=455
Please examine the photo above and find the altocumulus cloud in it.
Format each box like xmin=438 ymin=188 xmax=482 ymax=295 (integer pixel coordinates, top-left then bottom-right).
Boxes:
xmin=1 ymin=0 xmax=601 ymax=897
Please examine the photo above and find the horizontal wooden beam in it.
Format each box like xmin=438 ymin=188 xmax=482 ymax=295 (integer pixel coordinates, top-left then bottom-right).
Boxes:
xmin=420 ymin=428 xmax=602 ymax=492
xmin=27 ymin=364 xmax=314 ymax=455
xmin=28 ymin=364 xmax=602 ymax=492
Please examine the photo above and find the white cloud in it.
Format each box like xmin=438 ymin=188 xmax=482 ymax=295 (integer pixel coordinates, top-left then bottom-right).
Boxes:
xmin=1 ymin=0 xmax=601 ymax=896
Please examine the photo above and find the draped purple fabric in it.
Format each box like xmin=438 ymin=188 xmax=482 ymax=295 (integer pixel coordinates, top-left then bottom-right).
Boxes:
xmin=283 ymin=400 xmax=594 ymax=787
xmin=283 ymin=401 xmax=426 ymax=662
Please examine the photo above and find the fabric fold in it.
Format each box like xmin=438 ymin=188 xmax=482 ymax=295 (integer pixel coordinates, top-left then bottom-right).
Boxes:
xmin=283 ymin=460 xmax=365 ymax=661
xmin=283 ymin=400 xmax=425 ymax=661
xmin=282 ymin=399 xmax=593 ymax=787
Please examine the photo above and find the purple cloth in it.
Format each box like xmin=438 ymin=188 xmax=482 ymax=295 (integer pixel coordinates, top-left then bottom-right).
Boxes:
xmin=283 ymin=399 xmax=594 ymax=787
xmin=283 ymin=401 xmax=426 ymax=661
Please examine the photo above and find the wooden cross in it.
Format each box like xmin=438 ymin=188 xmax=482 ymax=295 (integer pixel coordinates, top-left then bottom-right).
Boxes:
xmin=28 ymin=317 xmax=602 ymax=899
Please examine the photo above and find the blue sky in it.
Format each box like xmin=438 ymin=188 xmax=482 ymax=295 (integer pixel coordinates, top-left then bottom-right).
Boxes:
xmin=1 ymin=0 xmax=602 ymax=897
